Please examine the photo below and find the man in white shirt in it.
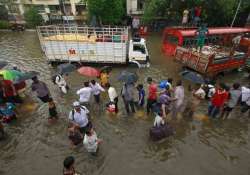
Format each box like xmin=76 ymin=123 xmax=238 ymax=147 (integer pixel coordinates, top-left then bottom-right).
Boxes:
xmin=55 ymin=73 xmax=68 ymax=94
xmin=241 ymin=85 xmax=250 ymax=117
xmin=90 ymin=80 xmax=105 ymax=104
xmin=106 ymin=83 xmax=118 ymax=113
xmin=187 ymin=85 xmax=206 ymax=117
xmin=83 ymin=128 xmax=102 ymax=154
xmin=68 ymin=101 xmax=90 ymax=134
xmin=77 ymin=81 xmax=92 ymax=106
xmin=241 ymin=86 xmax=250 ymax=103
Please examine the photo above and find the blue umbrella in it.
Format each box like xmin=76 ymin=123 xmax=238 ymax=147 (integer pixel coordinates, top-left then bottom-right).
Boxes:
xmin=118 ymin=71 xmax=138 ymax=84
xmin=180 ymin=70 xmax=205 ymax=84
xmin=159 ymin=80 xmax=171 ymax=89
xmin=14 ymin=71 xmax=39 ymax=84
xmin=0 ymin=61 xmax=8 ymax=69
xmin=57 ymin=63 xmax=76 ymax=74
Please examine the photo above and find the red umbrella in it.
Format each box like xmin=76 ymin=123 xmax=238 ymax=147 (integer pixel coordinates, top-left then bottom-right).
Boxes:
xmin=77 ymin=66 xmax=100 ymax=77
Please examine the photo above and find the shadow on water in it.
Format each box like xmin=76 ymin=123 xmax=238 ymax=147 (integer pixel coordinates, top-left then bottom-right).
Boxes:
xmin=0 ymin=31 xmax=249 ymax=175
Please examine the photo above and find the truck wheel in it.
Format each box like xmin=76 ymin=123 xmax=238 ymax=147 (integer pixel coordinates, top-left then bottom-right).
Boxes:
xmin=49 ymin=61 xmax=57 ymax=67
xmin=129 ymin=60 xmax=141 ymax=68
xmin=181 ymin=66 xmax=188 ymax=71
xmin=214 ymin=72 xmax=224 ymax=80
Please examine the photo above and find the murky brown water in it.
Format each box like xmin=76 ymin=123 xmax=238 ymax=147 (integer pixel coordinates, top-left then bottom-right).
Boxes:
xmin=0 ymin=31 xmax=249 ymax=175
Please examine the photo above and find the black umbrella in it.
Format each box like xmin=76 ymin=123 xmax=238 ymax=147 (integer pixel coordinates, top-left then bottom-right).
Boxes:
xmin=57 ymin=63 xmax=76 ymax=74
xmin=14 ymin=71 xmax=39 ymax=84
xmin=100 ymin=66 xmax=112 ymax=73
xmin=0 ymin=61 xmax=8 ymax=69
xmin=118 ymin=71 xmax=138 ymax=84
xmin=179 ymin=70 xmax=205 ymax=84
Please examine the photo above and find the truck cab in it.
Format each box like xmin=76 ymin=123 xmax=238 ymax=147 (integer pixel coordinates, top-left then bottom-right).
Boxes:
xmin=128 ymin=38 xmax=149 ymax=65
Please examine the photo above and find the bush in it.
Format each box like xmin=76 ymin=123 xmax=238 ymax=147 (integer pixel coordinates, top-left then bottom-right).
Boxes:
xmin=0 ymin=20 xmax=10 ymax=29
xmin=24 ymin=7 xmax=43 ymax=28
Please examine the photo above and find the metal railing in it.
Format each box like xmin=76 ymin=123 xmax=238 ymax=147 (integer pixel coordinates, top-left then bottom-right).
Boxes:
xmin=37 ymin=25 xmax=128 ymax=42
xmin=36 ymin=25 xmax=128 ymax=63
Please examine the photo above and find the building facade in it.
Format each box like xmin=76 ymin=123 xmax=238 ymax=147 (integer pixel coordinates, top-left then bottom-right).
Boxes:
xmin=126 ymin=0 xmax=145 ymax=16
xmin=3 ymin=0 xmax=87 ymax=22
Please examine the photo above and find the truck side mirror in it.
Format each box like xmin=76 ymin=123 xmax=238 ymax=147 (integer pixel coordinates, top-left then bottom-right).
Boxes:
xmin=141 ymin=48 xmax=145 ymax=54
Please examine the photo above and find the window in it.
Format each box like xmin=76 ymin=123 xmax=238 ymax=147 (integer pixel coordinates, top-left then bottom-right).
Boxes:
xmin=165 ymin=35 xmax=179 ymax=45
xmin=8 ymin=4 xmax=19 ymax=14
xmin=133 ymin=44 xmax=146 ymax=54
xmin=49 ymin=5 xmax=60 ymax=14
xmin=76 ymin=5 xmax=87 ymax=15
xmin=183 ymin=37 xmax=192 ymax=47
xmin=137 ymin=0 xmax=145 ymax=10
xmin=35 ymin=5 xmax=45 ymax=13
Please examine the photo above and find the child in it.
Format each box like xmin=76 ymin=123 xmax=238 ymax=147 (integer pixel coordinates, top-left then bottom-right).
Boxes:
xmin=154 ymin=113 xmax=165 ymax=127
xmin=83 ymin=127 xmax=102 ymax=154
xmin=48 ymin=99 xmax=58 ymax=123
xmin=63 ymin=156 xmax=80 ymax=175
xmin=68 ymin=124 xmax=83 ymax=147
xmin=137 ymin=84 xmax=145 ymax=107
xmin=106 ymin=102 xmax=116 ymax=113
xmin=0 ymin=101 xmax=17 ymax=123
xmin=100 ymin=71 xmax=109 ymax=87
xmin=90 ymin=79 xmax=105 ymax=104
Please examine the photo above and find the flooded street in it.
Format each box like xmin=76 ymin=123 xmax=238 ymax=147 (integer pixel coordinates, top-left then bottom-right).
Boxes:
xmin=0 ymin=31 xmax=249 ymax=175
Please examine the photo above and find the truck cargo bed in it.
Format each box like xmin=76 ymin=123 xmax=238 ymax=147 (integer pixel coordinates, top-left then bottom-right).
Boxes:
xmin=37 ymin=26 xmax=128 ymax=64
xmin=174 ymin=46 xmax=246 ymax=76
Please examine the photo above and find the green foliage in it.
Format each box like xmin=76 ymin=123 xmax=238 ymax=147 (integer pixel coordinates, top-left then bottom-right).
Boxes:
xmin=143 ymin=0 xmax=171 ymax=23
xmin=87 ymin=0 xmax=125 ymax=25
xmin=0 ymin=0 xmax=14 ymax=5
xmin=0 ymin=5 xmax=8 ymax=21
xmin=142 ymin=0 xmax=250 ymax=26
xmin=0 ymin=20 xmax=10 ymax=29
xmin=24 ymin=7 xmax=43 ymax=28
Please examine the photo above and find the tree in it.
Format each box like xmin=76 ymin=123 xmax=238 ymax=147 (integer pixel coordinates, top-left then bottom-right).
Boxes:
xmin=87 ymin=0 xmax=125 ymax=25
xmin=142 ymin=0 xmax=250 ymax=27
xmin=0 ymin=5 xmax=8 ymax=20
xmin=24 ymin=7 xmax=43 ymax=28
xmin=143 ymin=0 xmax=171 ymax=24
xmin=0 ymin=0 xmax=15 ymax=12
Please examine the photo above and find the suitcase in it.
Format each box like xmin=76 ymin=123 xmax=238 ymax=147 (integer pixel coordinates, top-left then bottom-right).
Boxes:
xmin=149 ymin=124 xmax=174 ymax=141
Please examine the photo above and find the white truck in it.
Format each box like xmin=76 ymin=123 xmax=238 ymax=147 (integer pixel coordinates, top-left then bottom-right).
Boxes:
xmin=37 ymin=26 xmax=149 ymax=67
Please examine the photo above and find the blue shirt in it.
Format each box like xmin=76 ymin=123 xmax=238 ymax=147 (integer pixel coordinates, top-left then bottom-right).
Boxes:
xmin=138 ymin=89 xmax=145 ymax=106
xmin=0 ymin=103 xmax=15 ymax=116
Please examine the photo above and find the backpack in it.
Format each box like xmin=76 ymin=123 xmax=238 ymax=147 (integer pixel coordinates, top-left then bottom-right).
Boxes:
xmin=52 ymin=74 xmax=61 ymax=84
xmin=71 ymin=106 xmax=88 ymax=121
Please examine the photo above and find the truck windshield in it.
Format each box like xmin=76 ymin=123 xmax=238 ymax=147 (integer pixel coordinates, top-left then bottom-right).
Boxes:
xmin=133 ymin=44 xmax=146 ymax=54
xmin=165 ymin=35 xmax=179 ymax=45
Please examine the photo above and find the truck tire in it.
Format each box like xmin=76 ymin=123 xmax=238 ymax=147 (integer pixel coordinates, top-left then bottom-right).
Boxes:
xmin=49 ymin=61 xmax=57 ymax=67
xmin=129 ymin=60 xmax=141 ymax=68
xmin=213 ymin=72 xmax=224 ymax=81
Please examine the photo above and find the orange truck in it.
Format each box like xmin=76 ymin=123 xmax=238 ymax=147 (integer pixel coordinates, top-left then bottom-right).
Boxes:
xmin=239 ymin=36 xmax=250 ymax=69
xmin=162 ymin=27 xmax=250 ymax=77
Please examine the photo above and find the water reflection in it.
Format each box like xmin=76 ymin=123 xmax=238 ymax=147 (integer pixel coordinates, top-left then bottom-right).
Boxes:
xmin=0 ymin=31 xmax=249 ymax=175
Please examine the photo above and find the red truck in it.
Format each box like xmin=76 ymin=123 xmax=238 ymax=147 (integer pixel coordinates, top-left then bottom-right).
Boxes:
xmin=162 ymin=27 xmax=250 ymax=77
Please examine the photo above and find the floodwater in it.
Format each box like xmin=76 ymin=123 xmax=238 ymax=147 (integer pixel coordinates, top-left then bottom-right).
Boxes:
xmin=0 ymin=31 xmax=249 ymax=175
